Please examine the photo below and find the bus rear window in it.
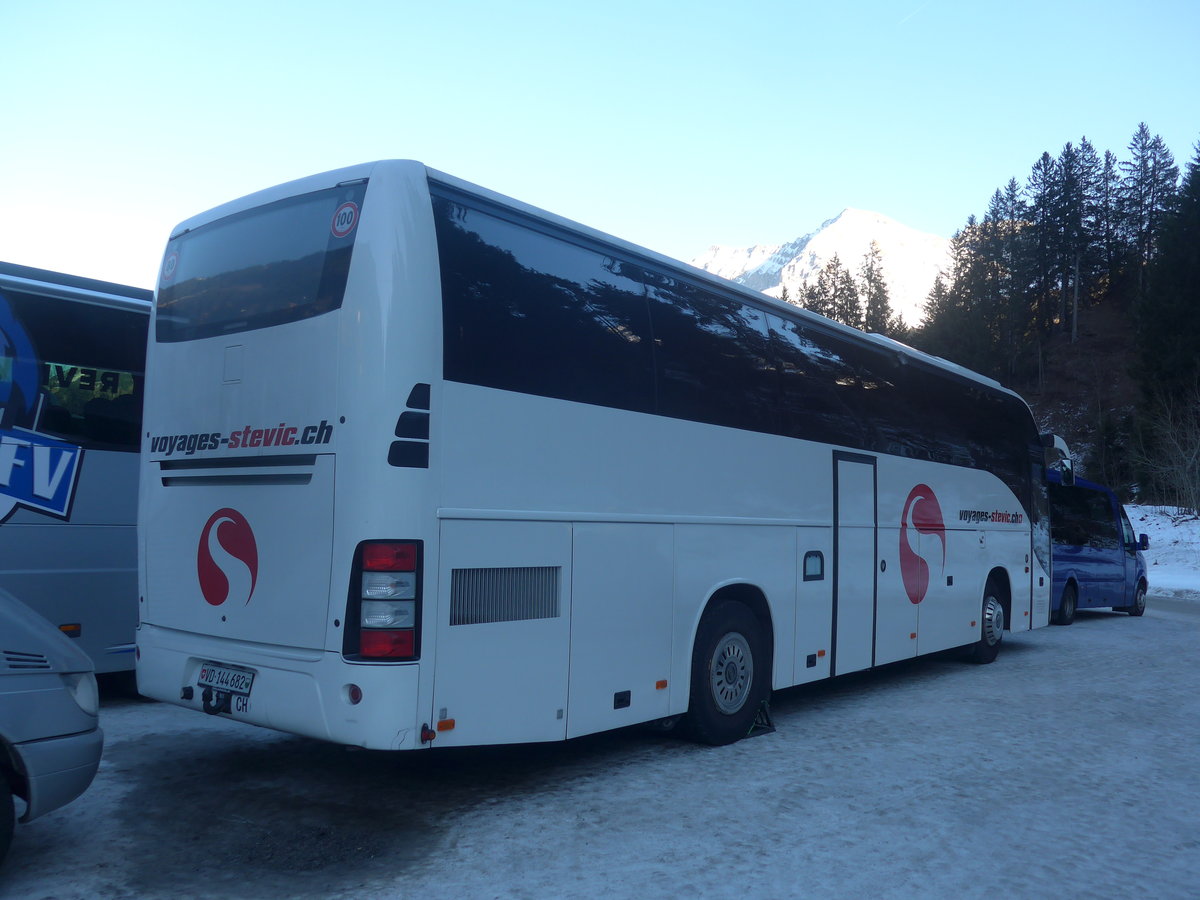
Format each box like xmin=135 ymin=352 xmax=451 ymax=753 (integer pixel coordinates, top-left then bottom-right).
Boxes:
xmin=155 ymin=182 xmax=367 ymax=342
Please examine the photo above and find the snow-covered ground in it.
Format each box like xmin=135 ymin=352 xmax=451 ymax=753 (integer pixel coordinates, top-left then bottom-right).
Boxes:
xmin=1127 ymin=504 xmax=1200 ymax=600
xmin=3 ymin=508 xmax=1197 ymax=900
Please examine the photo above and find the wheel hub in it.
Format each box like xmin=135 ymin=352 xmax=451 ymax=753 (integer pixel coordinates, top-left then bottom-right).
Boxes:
xmin=983 ymin=597 xmax=1004 ymax=646
xmin=711 ymin=632 xmax=753 ymax=714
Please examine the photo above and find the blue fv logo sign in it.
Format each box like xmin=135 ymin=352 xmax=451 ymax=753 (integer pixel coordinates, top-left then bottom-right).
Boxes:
xmin=0 ymin=292 xmax=84 ymax=522
xmin=0 ymin=431 xmax=81 ymax=519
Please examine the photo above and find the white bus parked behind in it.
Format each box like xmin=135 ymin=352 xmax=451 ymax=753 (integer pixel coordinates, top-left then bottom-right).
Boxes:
xmin=0 ymin=262 xmax=149 ymax=675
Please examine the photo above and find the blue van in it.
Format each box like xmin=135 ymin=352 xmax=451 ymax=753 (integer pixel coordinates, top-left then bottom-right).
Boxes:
xmin=1047 ymin=472 xmax=1149 ymax=625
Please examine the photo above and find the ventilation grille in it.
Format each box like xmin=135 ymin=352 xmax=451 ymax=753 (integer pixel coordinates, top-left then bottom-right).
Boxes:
xmin=158 ymin=454 xmax=316 ymax=487
xmin=3 ymin=650 xmax=52 ymax=670
xmin=450 ymin=566 xmax=561 ymax=626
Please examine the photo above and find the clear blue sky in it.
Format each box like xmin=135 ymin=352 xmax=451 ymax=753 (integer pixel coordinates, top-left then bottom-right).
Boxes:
xmin=2 ymin=0 xmax=1196 ymax=289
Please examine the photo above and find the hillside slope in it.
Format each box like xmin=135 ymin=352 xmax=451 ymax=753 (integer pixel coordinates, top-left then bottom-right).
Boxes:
xmin=1010 ymin=301 xmax=1141 ymax=487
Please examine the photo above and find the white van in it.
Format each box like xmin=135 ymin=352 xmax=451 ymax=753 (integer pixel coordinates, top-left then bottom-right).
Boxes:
xmin=0 ymin=590 xmax=103 ymax=864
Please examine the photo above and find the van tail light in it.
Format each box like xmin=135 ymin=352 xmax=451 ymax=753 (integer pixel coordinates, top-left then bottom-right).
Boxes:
xmin=346 ymin=540 xmax=421 ymax=661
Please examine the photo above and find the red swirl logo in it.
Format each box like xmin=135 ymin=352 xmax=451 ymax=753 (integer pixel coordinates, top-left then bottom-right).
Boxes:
xmin=197 ymin=508 xmax=258 ymax=606
xmin=899 ymin=484 xmax=945 ymax=605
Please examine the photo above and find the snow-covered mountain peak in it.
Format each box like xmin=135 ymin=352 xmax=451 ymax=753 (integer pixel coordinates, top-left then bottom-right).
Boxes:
xmin=691 ymin=210 xmax=951 ymax=327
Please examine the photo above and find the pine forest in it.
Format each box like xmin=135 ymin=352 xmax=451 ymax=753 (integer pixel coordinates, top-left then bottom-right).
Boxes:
xmin=785 ymin=124 xmax=1200 ymax=509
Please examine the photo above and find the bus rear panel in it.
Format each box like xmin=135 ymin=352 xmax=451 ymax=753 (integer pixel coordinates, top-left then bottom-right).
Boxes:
xmin=138 ymin=163 xmax=441 ymax=748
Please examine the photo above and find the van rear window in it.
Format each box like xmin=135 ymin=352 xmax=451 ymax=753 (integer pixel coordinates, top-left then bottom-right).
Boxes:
xmin=155 ymin=182 xmax=366 ymax=342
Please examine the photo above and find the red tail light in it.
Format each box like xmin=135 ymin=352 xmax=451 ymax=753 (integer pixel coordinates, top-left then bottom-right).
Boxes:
xmin=347 ymin=540 xmax=421 ymax=661
xmin=362 ymin=542 xmax=418 ymax=572
xmin=360 ymin=628 xmax=416 ymax=658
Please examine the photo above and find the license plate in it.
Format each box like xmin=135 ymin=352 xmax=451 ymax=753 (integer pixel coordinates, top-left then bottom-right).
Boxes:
xmin=197 ymin=662 xmax=255 ymax=695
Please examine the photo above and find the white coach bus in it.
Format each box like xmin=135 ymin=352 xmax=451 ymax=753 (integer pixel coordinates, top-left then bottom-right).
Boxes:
xmin=137 ymin=161 xmax=1070 ymax=749
xmin=0 ymin=261 xmax=150 ymax=675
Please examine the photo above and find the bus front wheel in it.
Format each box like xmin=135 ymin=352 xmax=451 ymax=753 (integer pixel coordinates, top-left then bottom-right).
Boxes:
xmin=685 ymin=600 xmax=768 ymax=746
xmin=966 ymin=584 xmax=1005 ymax=664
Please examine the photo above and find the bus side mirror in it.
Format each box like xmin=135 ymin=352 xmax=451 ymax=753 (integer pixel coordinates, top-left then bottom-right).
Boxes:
xmin=1040 ymin=433 xmax=1074 ymax=485
xmin=1139 ymin=534 xmax=1150 ymax=551
xmin=1059 ymin=457 xmax=1075 ymax=487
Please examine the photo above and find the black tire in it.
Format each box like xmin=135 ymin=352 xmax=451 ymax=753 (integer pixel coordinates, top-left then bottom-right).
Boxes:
xmin=685 ymin=600 xmax=769 ymax=746
xmin=1054 ymin=584 xmax=1077 ymax=626
xmin=966 ymin=582 xmax=1005 ymax=664
xmin=0 ymin=786 xmax=13 ymax=867
xmin=1126 ymin=585 xmax=1147 ymax=617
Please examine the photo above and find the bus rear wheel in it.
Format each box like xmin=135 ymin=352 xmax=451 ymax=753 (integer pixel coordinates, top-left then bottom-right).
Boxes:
xmin=685 ymin=600 xmax=768 ymax=746
xmin=966 ymin=583 xmax=1005 ymax=664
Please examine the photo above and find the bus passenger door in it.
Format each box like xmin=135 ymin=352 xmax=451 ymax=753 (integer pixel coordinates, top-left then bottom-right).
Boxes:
xmin=833 ymin=453 xmax=877 ymax=676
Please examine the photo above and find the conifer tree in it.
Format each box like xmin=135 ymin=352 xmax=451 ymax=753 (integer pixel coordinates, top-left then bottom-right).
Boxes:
xmin=831 ymin=257 xmax=863 ymax=329
xmin=912 ymin=221 xmax=1000 ymax=377
xmin=1120 ymin=123 xmax=1180 ymax=301
xmin=1025 ymin=151 xmax=1061 ymax=334
xmin=801 ymin=266 xmax=835 ymax=319
xmin=1137 ymin=140 xmax=1200 ymax=393
xmin=801 ymin=283 xmax=820 ymax=314
xmin=922 ymin=273 xmax=952 ymax=324
xmin=859 ymin=241 xmax=898 ymax=335
xmin=1131 ymin=141 xmax=1200 ymax=504
xmin=1097 ymin=149 xmax=1127 ymax=296
xmin=983 ymin=180 xmax=1033 ymax=374
xmin=1077 ymin=136 xmax=1104 ymax=295
xmin=1054 ymin=138 xmax=1103 ymax=340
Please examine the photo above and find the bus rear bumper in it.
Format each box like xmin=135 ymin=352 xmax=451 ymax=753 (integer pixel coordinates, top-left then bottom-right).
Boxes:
xmin=136 ymin=624 xmax=424 ymax=750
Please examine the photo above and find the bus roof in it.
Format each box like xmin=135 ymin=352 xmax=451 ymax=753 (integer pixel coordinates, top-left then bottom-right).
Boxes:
xmin=165 ymin=159 xmax=1023 ymax=406
xmin=0 ymin=261 xmax=152 ymax=313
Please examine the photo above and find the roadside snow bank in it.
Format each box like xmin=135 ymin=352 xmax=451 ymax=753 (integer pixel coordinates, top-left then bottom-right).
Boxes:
xmin=1127 ymin=504 xmax=1200 ymax=600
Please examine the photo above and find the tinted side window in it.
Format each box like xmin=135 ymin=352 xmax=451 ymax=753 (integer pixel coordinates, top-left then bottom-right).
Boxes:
xmin=828 ymin=339 xmax=947 ymax=462
xmin=1120 ymin=510 xmax=1135 ymax=546
xmin=647 ymin=278 xmax=776 ymax=433
xmin=1049 ymin=484 xmax=1119 ymax=550
xmin=1086 ymin=491 xmax=1119 ymax=550
xmin=958 ymin=390 xmax=1034 ymax=509
xmin=770 ymin=315 xmax=867 ymax=448
xmin=436 ymin=196 xmax=655 ymax=414
xmin=433 ymin=189 xmax=1038 ymax=511
xmin=0 ymin=291 xmax=146 ymax=451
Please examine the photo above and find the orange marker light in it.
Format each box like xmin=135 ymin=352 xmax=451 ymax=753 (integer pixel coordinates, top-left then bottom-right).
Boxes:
xmin=655 ymin=680 xmax=668 ymax=690
xmin=817 ymin=649 xmax=826 ymax=658
xmin=436 ymin=719 xmax=456 ymax=732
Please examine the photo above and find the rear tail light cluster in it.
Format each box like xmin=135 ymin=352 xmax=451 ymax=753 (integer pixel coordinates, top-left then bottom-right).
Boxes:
xmin=346 ymin=540 xmax=421 ymax=660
